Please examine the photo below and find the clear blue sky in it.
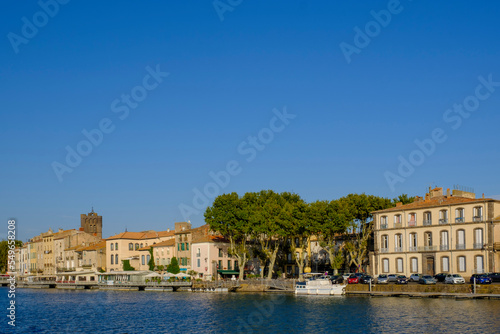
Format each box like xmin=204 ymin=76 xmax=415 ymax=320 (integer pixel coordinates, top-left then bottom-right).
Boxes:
xmin=1 ymin=0 xmax=500 ymax=241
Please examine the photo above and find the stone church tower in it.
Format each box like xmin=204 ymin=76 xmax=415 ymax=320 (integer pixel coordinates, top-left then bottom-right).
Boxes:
xmin=80 ymin=208 xmax=102 ymax=239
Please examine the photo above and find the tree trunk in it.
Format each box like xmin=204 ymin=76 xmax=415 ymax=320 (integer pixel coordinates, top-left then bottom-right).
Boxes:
xmin=266 ymin=246 xmax=279 ymax=280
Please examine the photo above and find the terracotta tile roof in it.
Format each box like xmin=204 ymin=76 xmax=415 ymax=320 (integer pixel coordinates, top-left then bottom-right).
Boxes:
xmin=80 ymin=241 xmax=106 ymax=251
xmin=64 ymin=244 xmax=87 ymax=251
xmin=373 ymin=196 xmax=498 ymax=214
xmin=106 ymin=231 xmax=146 ymax=240
xmin=107 ymin=230 xmax=175 ymax=241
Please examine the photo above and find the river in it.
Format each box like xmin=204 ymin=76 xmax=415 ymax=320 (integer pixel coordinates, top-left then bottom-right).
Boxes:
xmin=2 ymin=288 xmax=500 ymax=333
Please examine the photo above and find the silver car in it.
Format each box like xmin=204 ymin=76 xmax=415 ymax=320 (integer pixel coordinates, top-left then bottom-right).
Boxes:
xmin=444 ymin=274 xmax=465 ymax=284
xmin=376 ymin=274 xmax=389 ymax=284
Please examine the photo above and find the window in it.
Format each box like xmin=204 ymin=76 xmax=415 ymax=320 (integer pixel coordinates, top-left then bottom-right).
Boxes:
xmin=442 ymin=256 xmax=449 ymax=272
xmin=234 ymin=260 xmax=238 ymax=270
xmin=115 ymin=243 xmax=118 ymax=250
xmin=115 ymin=254 xmax=118 ymax=264
xmin=473 ymin=207 xmax=483 ymax=221
xmin=410 ymin=257 xmax=418 ymax=273
xmin=380 ymin=216 xmax=388 ymax=229
xmin=140 ymin=243 xmax=143 ymax=248
xmin=455 ymin=208 xmax=464 ymax=223
xmin=382 ymin=258 xmax=389 ymax=273
xmin=381 ymin=235 xmax=388 ymax=252
xmin=146 ymin=255 xmax=150 ymax=264
xmin=458 ymin=256 xmax=466 ymax=272
xmin=408 ymin=213 xmax=417 ymax=227
xmin=474 ymin=228 xmax=483 ymax=249
xmin=129 ymin=243 xmax=133 ymax=251
xmin=440 ymin=231 xmax=449 ymax=250
xmin=186 ymin=243 xmax=189 ymax=251
xmin=135 ymin=243 xmax=139 ymax=250
xmin=394 ymin=234 xmax=403 ymax=252
xmin=456 ymin=229 xmax=465 ymax=249
xmin=396 ymin=258 xmax=403 ymax=273
xmin=178 ymin=243 xmax=180 ymax=251
xmin=181 ymin=243 xmax=185 ymax=251
xmin=218 ymin=260 xmax=222 ymax=269
xmin=423 ymin=211 xmax=432 ymax=225
xmin=227 ymin=260 xmax=232 ymax=270
xmin=424 ymin=232 xmax=432 ymax=247
xmin=111 ymin=255 xmax=114 ymax=265
xmin=439 ymin=210 xmax=448 ymax=224
xmin=394 ymin=215 xmax=402 ymax=227
xmin=141 ymin=255 xmax=145 ymax=265
xmin=409 ymin=233 xmax=417 ymax=251
xmin=475 ymin=255 xmax=484 ymax=274
xmin=196 ymin=248 xmax=201 ymax=257
xmin=111 ymin=243 xmax=114 ymax=251
xmin=219 ymin=248 xmax=223 ymax=257
xmin=295 ymin=237 xmax=300 ymax=247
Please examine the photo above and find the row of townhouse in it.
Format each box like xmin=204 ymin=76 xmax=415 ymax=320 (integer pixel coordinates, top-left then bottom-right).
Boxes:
xmin=370 ymin=187 xmax=500 ymax=279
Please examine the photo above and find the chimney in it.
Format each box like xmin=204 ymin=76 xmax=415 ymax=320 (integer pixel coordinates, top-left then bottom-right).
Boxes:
xmin=482 ymin=193 xmax=485 ymax=199
xmin=446 ymin=188 xmax=450 ymax=197
xmin=396 ymin=202 xmax=403 ymax=207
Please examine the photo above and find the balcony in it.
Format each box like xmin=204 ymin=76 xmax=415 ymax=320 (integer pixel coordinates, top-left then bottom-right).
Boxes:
xmin=380 ymin=223 xmax=388 ymax=229
xmin=380 ymin=248 xmax=389 ymax=253
xmin=408 ymin=221 xmax=416 ymax=227
xmin=473 ymin=243 xmax=483 ymax=249
xmin=394 ymin=222 xmax=402 ymax=228
xmin=473 ymin=216 xmax=483 ymax=222
xmin=417 ymin=246 xmax=438 ymax=252
xmin=456 ymin=244 xmax=466 ymax=250
xmin=394 ymin=247 xmax=403 ymax=252
xmin=439 ymin=219 xmax=448 ymax=224
xmin=440 ymin=245 xmax=449 ymax=251
xmin=409 ymin=246 xmax=417 ymax=252
xmin=455 ymin=217 xmax=465 ymax=223
xmin=423 ymin=219 xmax=432 ymax=226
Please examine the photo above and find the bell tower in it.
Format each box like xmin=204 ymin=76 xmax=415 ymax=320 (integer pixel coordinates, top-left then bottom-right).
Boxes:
xmin=80 ymin=208 xmax=102 ymax=239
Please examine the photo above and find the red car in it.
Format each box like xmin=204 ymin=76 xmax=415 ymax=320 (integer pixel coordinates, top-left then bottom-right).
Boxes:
xmin=347 ymin=273 xmax=363 ymax=284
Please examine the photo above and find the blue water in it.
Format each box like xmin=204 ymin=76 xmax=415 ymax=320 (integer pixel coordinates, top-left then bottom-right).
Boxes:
xmin=2 ymin=288 xmax=500 ymax=333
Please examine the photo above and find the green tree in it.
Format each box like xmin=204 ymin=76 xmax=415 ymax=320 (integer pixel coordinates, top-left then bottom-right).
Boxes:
xmin=167 ymin=257 xmax=180 ymax=274
xmin=0 ymin=240 xmax=23 ymax=273
xmin=392 ymin=194 xmax=415 ymax=205
xmin=205 ymin=192 xmax=252 ymax=280
xmin=122 ymin=259 xmax=135 ymax=271
xmin=287 ymin=200 xmax=310 ymax=280
xmin=148 ymin=247 xmax=155 ymax=271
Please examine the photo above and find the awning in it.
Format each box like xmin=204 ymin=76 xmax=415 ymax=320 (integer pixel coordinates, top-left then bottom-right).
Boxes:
xmin=217 ymin=270 xmax=239 ymax=275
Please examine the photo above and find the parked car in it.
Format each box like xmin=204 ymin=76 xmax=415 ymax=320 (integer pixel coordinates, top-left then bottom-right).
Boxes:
xmin=410 ymin=274 xmax=422 ymax=282
xmin=360 ymin=275 xmax=373 ymax=284
xmin=396 ymin=275 xmax=408 ymax=284
xmin=347 ymin=274 xmax=360 ymax=284
xmin=376 ymin=274 xmax=389 ymax=284
xmin=434 ymin=273 xmax=447 ymax=282
xmin=330 ymin=275 xmax=344 ymax=284
xmin=470 ymin=274 xmax=492 ymax=284
xmin=487 ymin=273 xmax=500 ymax=282
xmin=444 ymin=274 xmax=465 ymax=284
xmin=388 ymin=274 xmax=398 ymax=282
xmin=419 ymin=275 xmax=437 ymax=285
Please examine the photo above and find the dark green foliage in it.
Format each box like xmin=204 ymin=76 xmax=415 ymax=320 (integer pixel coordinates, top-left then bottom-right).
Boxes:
xmin=122 ymin=259 xmax=135 ymax=271
xmin=167 ymin=257 xmax=180 ymax=274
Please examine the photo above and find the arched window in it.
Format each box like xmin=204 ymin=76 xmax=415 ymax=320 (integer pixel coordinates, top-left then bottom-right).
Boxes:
xmin=408 ymin=213 xmax=417 ymax=227
xmin=382 ymin=258 xmax=389 ymax=273
xmin=140 ymin=243 xmax=143 ymax=248
xmin=410 ymin=257 xmax=418 ymax=273
xmin=129 ymin=243 xmax=133 ymax=250
xmin=440 ymin=230 xmax=449 ymax=251
xmin=141 ymin=255 xmax=145 ymax=265
xmin=457 ymin=229 xmax=465 ymax=249
xmin=423 ymin=211 xmax=432 ymax=226
xmin=441 ymin=256 xmax=449 ymax=272
xmin=394 ymin=214 xmax=402 ymax=227
xmin=394 ymin=234 xmax=403 ymax=252
xmin=135 ymin=243 xmax=139 ymax=250
xmin=115 ymin=254 xmax=118 ymax=265
xmin=439 ymin=210 xmax=448 ymax=224
xmin=474 ymin=228 xmax=483 ymax=249
xmin=146 ymin=254 xmax=150 ymax=264
xmin=409 ymin=233 xmax=417 ymax=251
xmin=475 ymin=255 xmax=484 ymax=274
xmin=458 ymin=256 xmax=466 ymax=272
xmin=115 ymin=242 xmax=118 ymax=250
xmin=424 ymin=231 xmax=433 ymax=247
xmin=380 ymin=216 xmax=388 ymax=229
xmin=396 ymin=258 xmax=403 ymax=273
xmin=111 ymin=254 xmax=114 ymax=265
xmin=110 ymin=243 xmax=114 ymax=251
xmin=455 ymin=208 xmax=465 ymax=223
xmin=381 ymin=235 xmax=388 ymax=252
xmin=473 ymin=207 xmax=483 ymax=222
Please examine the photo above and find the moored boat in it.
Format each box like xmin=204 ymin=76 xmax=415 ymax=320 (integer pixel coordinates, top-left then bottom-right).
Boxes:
xmin=295 ymin=273 xmax=346 ymax=295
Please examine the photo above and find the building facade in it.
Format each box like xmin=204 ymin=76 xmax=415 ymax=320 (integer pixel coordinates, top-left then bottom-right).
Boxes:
xmin=371 ymin=187 xmax=500 ymax=279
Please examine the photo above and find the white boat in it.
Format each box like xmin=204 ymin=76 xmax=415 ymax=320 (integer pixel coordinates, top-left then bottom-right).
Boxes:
xmin=295 ymin=273 xmax=346 ymax=295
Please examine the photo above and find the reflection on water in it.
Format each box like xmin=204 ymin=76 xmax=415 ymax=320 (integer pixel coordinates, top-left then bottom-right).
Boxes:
xmin=4 ymin=289 xmax=500 ymax=333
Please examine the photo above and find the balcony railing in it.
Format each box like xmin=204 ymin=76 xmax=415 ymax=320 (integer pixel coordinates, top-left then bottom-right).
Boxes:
xmin=409 ymin=246 xmax=417 ymax=252
xmin=380 ymin=223 xmax=388 ymax=229
xmin=394 ymin=222 xmax=402 ymax=228
xmin=394 ymin=247 xmax=403 ymax=252
xmin=473 ymin=243 xmax=483 ymax=249
xmin=380 ymin=248 xmax=388 ymax=253
xmin=439 ymin=218 xmax=448 ymax=224
xmin=456 ymin=244 xmax=466 ymax=250
xmin=455 ymin=217 xmax=465 ymax=223
xmin=408 ymin=221 xmax=416 ymax=227
xmin=473 ymin=216 xmax=483 ymax=222
xmin=418 ymin=246 xmax=438 ymax=252
xmin=440 ymin=245 xmax=449 ymax=251
xmin=423 ymin=219 xmax=432 ymax=226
